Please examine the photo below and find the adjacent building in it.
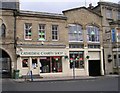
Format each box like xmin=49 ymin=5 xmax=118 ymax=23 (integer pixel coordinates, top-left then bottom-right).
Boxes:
xmin=92 ymin=2 xmax=120 ymax=74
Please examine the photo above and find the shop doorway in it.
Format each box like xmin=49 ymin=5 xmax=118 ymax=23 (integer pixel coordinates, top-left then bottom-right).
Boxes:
xmin=0 ymin=49 xmax=11 ymax=78
xmin=89 ymin=60 xmax=101 ymax=76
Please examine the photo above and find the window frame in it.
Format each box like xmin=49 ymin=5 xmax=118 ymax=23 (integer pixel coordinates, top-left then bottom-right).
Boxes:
xmin=22 ymin=58 xmax=29 ymax=68
xmin=69 ymin=51 xmax=84 ymax=69
xmin=106 ymin=9 xmax=113 ymax=19
xmin=0 ymin=23 xmax=6 ymax=38
xmin=38 ymin=24 xmax=46 ymax=41
xmin=24 ymin=23 xmax=32 ymax=40
xmin=51 ymin=25 xmax=59 ymax=41
xmin=117 ymin=11 xmax=120 ymax=20
xmin=86 ymin=25 xmax=100 ymax=43
xmin=68 ymin=24 xmax=83 ymax=42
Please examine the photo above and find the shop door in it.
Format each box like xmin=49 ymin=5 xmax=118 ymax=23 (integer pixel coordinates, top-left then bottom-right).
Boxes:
xmin=32 ymin=58 xmax=39 ymax=75
xmin=89 ymin=60 xmax=101 ymax=76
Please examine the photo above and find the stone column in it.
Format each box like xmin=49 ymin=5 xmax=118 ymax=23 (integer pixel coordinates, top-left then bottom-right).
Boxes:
xmin=100 ymin=47 xmax=105 ymax=75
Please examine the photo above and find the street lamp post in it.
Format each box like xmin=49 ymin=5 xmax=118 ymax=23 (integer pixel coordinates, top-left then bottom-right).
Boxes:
xmin=72 ymin=54 xmax=75 ymax=79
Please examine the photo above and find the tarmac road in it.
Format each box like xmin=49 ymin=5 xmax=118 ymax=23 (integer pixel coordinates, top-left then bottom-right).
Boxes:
xmin=2 ymin=76 xmax=119 ymax=92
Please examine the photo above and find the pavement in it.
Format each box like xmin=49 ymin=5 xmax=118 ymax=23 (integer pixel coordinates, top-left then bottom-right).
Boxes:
xmin=12 ymin=74 xmax=119 ymax=82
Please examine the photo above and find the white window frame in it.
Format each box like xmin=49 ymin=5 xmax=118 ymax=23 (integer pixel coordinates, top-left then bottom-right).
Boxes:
xmin=24 ymin=23 xmax=32 ymax=40
xmin=68 ymin=24 xmax=83 ymax=42
xmin=87 ymin=25 xmax=100 ymax=43
xmin=52 ymin=25 xmax=59 ymax=41
xmin=106 ymin=9 xmax=112 ymax=19
xmin=38 ymin=24 xmax=46 ymax=41
xmin=118 ymin=11 xmax=120 ymax=20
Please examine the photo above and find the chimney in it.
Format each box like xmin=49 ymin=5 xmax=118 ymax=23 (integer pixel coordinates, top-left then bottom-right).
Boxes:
xmin=88 ymin=3 xmax=94 ymax=9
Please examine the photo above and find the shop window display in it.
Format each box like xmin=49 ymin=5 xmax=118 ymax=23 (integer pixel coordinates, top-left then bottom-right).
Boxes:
xmin=40 ymin=57 xmax=62 ymax=73
xmin=69 ymin=51 xmax=84 ymax=69
xmin=32 ymin=58 xmax=38 ymax=69
xmin=22 ymin=59 xmax=28 ymax=67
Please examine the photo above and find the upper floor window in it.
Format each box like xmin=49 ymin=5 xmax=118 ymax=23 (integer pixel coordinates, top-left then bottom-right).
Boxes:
xmin=117 ymin=11 xmax=120 ymax=20
xmin=106 ymin=9 xmax=112 ymax=19
xmin=24 ymin=23 xmax=32 ymax=40
xmin=52 ymin=25 xmax=58 ymax=41
xmin=38 ymin=24 xmax=46 ymax=41
xmin=68 ymin=24 xmax=83 ymax=42
xmin=69 ymin=44 xmax=84 ymax=48
xmin=86 ymin=25 xmax=100 ymax=42
xmin=0 ymin=23 xmax=6 ymax=38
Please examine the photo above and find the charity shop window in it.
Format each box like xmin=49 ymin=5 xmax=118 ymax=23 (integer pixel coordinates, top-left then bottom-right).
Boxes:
xmin=22 ymin=58 xmax=29 ymax=67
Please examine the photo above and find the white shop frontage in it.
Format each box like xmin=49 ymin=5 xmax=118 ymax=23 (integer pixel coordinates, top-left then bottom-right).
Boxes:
xmin=16 ymin=48 xmax=70 ymax=77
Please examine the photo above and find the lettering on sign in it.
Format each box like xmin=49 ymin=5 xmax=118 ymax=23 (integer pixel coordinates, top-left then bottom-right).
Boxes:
xmin=20 ymin=51 xmax=65 ymax=56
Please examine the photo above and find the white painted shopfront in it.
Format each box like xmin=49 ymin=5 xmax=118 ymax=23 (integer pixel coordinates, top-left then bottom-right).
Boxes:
xmin=16 ymin=48 xmax=70 ymax=77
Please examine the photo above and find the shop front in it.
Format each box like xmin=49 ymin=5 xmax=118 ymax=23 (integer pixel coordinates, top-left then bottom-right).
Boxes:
xmin=16 ymin=48 xmax=67 ymax=76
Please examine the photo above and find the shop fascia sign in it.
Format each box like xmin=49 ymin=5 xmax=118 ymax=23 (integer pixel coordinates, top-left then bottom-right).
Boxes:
xmin=19 ymin=51 xmax=65 ymax=56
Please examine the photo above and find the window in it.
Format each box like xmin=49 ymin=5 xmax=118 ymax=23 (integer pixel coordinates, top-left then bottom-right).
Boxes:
xmin=69 ymin=24 xmax=83 ymax=42
xmin=69 ymin=44 xmax=84 ymax=48
xmin=119 ymin=54 xmax=120 ymax=66
xmin=69 ymin=51 xmax=84 ymax=69
xmin=117 ymin=11 xmax=120 ymax=20
xmin=40 ymin=57 xmax=62 ymax=73
xmin=32 ymin=58 xmax=38 ymax=69
xmin=52 ymin=25 xmax=58 ymax=40
xmin=22 ymin=58 xmax=28 ymax=67
xmin=106 ymin=9 xmax=112 ymax=19
xmin=114 ymin=55 xmax=120 ymax=67
xmin=0 ymin=24 xmax=6 ymax=38
xmin=88 ymin=45 xmax=100 ymax=48
xmin=87 ymin=25 xmax=100 ymax=42
xmin=38 ymin=24 xmax=46 ymax=41
xmin=24 ymin=23 xmax=32 ymax=40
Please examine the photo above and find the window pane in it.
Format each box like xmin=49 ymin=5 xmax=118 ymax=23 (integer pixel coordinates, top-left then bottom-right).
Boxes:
xmin=87 ymin=25 xmax=100 ymax=42
xmin=106 ymin=9 xmax=112 ymax=19
xmin=22 ymin=59 xmax=28 ymax=67
xmin=24 ymin=23 xmax=32 ymax=40
xmin=52 ymin=25 xmax=58 ymax=40
xmin=38 ymin=24 xmax=45 ymax=41
xmin=69 ymin=51 xmax=84 ymax=69
xmin=0 ymin=24 xmax=6 ymax=38
xmin=69 ymin=24 xmax=83 ymax=42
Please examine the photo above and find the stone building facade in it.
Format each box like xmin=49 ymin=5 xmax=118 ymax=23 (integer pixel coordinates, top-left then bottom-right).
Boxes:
xmin=1 ymin=1 xmax=119 ymax=78
xmin=0 ymin=1 xmax=19 ymax=77
xmin=63 ymin=7 xmax=104 ymax=76
xmin=93 ymin=2 xmax=120 ymax=74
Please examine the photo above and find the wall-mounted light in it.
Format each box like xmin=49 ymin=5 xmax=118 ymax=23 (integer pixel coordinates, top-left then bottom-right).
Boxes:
xmin=41 ymin=41 xmax=44 ymax=45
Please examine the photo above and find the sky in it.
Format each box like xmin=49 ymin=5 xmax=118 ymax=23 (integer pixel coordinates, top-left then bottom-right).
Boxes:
xmin=20 ymin=0 xmax=119 ymax=14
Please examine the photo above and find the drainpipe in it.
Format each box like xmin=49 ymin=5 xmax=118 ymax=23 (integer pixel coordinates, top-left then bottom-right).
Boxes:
xmin=13 ymin=10 xmax=17 ymax=49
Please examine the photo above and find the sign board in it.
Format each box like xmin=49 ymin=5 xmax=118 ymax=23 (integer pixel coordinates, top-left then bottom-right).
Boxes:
xmin=17 ymin=49 xmax=65 ymax=57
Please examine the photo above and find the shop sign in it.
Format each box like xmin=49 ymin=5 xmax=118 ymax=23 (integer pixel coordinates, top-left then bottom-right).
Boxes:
xmin=19 ymin=51 xmax=65 ymax=56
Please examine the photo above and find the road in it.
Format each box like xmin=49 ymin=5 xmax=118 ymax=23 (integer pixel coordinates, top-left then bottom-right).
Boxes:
xmin=2 ymin=76 xmax=119 ymax=91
